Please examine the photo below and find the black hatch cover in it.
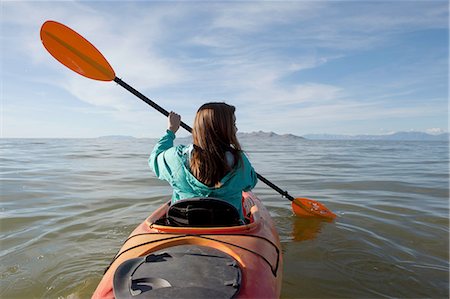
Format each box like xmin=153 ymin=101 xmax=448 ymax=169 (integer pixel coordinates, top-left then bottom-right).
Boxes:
xmin=113 ymin=245 xmax=241 ymax=299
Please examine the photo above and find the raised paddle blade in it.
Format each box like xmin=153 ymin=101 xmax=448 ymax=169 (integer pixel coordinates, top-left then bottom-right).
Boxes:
xmin=40 ymin=20 xmax=115 ymax=81
xmin=292 ymin=198 xmax=336 ymax=219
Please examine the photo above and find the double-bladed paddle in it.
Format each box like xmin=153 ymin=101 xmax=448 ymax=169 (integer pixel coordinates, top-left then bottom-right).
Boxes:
xmin=40 ymin=20 xmax=336 ymax=219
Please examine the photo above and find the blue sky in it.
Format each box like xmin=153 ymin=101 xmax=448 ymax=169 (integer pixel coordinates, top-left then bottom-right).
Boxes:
xmin=1 ymin=1 xmax=448 ymax=138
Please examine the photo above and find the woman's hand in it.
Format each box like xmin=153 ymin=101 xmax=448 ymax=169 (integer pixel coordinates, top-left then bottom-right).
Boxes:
xmin=168 ymin=111 xmax=181 ymax=133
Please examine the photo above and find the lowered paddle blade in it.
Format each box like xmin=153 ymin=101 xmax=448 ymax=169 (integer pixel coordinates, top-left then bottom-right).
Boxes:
xmin=40 ymin=20 xmax=115 ymax=81
xmin=256 ymin=173 xmax=336 ymax=219
xmin=292 ymin=198 xmax=336 ymax=219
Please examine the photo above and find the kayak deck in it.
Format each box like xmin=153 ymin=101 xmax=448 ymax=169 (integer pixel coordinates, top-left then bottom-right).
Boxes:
xmin=92 ymin=192 xmax=282 ymax=299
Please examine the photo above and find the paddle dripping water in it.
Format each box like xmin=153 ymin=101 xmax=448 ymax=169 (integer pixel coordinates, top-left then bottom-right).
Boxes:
xmin=40 ymin=20 xmax=336 ymax=219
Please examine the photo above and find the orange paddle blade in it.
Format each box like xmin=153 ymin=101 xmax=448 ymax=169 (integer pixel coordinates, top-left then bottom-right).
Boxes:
xmin=40 ymin=20 xmax=115 ymax=81
xmin=292 ymin=198 xmax=336 ymax=219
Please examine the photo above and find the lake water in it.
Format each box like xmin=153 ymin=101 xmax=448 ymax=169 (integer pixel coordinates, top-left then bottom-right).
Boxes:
xmin=1 ymin=137 xmax=449 ymax=298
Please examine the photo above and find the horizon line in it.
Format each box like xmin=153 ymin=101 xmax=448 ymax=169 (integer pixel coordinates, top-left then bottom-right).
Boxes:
xmin=2 ymin=130 xmax=449 ymax=140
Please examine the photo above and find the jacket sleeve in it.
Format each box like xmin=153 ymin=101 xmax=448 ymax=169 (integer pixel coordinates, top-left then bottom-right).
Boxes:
xmin=149 ymin=130 xmax=176 ymax=182
xmin=241 ymin=153 xmax=258 ymax=191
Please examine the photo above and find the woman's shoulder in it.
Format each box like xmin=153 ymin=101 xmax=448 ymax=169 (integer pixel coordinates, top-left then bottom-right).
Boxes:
xmin=175 ymin=144 xmax=193 ymax=156
xmin=239 ymin=151 xmax=251 ymax=161
xmin=237 ymin=151 xmax=255 ymax=170
xmin=174 ymin=144 xmax=194 ymax=165
xmin=156 ymin=144 xmax=189 ymax=169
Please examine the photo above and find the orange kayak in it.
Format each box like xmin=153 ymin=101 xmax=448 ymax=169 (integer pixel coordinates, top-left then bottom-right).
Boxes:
xmin=92 ymin=191 xmax=282 ymax=298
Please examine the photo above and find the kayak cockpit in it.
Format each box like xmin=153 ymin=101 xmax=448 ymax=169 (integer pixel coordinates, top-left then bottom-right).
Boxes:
xmin=145 ymin=194 xmax=261 ymax=234
xmin=153 ymin=197 xmax=245 ymax=227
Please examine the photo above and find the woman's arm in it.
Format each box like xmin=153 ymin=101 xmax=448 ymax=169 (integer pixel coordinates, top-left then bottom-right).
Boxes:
xmin=149 ymin=112 xmax=181 ymax=181
xmin=149 ymin=130 xmax=176 ymax=180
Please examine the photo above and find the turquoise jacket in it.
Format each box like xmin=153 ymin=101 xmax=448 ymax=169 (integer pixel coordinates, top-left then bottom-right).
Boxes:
xmin=149 ymin=130 xmax=257 ymax=217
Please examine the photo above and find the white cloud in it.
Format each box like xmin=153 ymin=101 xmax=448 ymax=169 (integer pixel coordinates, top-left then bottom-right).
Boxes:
xmin=1 ymin=1 xmax=448 ymax=137
xmin=236 ymin=83 xmax=344 ymax=109
xmin=3 ymin=1 xmax=186 ymax=110
xmin=210 ymin=1 xmax=325 ymax=32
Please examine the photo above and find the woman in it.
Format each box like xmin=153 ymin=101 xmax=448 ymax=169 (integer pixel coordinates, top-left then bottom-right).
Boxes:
xmin=149 ymin=102 xmax=257 ymax=219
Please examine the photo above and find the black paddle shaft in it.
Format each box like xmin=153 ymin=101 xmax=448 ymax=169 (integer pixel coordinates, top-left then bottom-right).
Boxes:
xmin=114 ymin=76 xmax=295 ymax=201
xmin=114 ymin=77 xmax=193 ymax=133
xmin=256 ymin=174 xmax=295 ymax=201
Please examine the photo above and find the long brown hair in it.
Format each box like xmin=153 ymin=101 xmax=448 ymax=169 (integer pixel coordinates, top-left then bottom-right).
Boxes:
xmin=190 ymin=102 xmax=242 ymax=187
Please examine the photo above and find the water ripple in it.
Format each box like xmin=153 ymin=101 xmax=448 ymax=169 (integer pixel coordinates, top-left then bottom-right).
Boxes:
xmin=1 ymin=138 xmax=448 ymax=298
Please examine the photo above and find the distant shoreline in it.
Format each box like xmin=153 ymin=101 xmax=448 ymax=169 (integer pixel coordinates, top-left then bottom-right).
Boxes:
xmin=2 ymin=131 xmax=449 ymax=141
xmin=94 ymin=131 xmax=448 ymax=141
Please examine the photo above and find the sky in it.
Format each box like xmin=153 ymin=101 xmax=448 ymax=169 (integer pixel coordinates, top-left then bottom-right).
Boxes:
xmin=1 ymin=0 xmax=448 ymax=138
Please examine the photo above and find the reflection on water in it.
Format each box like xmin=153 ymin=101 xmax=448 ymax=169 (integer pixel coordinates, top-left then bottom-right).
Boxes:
xmin=1 ymin=138 xmax=449 ymax=298
xmin=291 ymin=217 xmax=330 ymax=242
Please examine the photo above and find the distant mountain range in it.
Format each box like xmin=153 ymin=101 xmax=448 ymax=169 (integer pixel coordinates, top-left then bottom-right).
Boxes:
xmin=98 ymin=131 xmax=449 ymax=141
xmin=240 ymin=131 xmax=449 ymax=141
xmin=304 ymin=132 xmax=449 ymax=141
xmin=237 ymin=131 xmax=305 ymax=140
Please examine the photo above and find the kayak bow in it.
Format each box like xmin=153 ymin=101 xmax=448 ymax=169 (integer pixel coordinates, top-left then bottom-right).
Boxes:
xmin=92 ymin=192 xmax=283 ymax=299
